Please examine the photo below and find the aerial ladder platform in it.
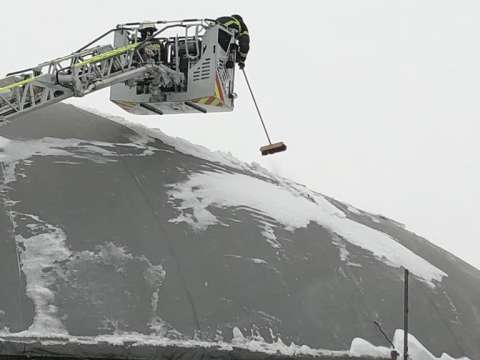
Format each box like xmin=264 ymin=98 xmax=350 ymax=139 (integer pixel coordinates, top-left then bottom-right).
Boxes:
xmin=0 ymin=19 xmax=286 ymax=155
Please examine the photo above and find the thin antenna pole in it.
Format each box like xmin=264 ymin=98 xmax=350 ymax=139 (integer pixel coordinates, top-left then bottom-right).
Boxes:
xmin=404 ymin=269 xmax=409 ymax=360
xmin=241 ymin=68 xmax=272 ymax=145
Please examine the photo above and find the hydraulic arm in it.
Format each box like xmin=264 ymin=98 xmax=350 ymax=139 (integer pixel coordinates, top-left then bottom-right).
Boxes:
xmin=0 ymin=20 xmax=235 ymax=125
xmin=0 ymin=40 xmax=183 ymax=125
xmin=0 ymin=19 xmax=286 ymax=156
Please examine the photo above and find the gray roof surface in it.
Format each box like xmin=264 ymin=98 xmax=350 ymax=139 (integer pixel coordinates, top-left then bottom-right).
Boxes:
xmin=0 ymin=104 xmax=479 ymax=359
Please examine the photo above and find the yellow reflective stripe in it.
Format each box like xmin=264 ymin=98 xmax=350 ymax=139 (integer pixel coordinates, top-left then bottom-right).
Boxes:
xmin=74 ymin=43 xmax=138 ymax=68
xmin=0 ymin=76 xmax=38 ymax=94
xmin=223 ymin=18 xmax=241 ymax=28
xmin=195 ymin=97 xmax=210 ymax=105
xmin=240 ymin=30 xmax=249 ymax=36
xmin=211 ymin=98 xmax=221 ymax=106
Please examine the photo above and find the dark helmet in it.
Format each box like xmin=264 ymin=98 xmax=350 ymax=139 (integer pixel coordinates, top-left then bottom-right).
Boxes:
xmin=232 ymin=14 xmax=243 ymax=22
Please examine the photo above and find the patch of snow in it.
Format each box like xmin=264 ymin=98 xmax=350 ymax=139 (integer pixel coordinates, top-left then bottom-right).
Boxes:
xmin=332 ymin=237 xmax=362 ymax=268
xmin=332 ymin=235 xmax=350 ymax=262
xmin=2 ymin=199 xmax=18 ymax=207
xmin=247 ymin=327 xmax=266 ymax=342
xmin=347 ymin=262 xmax=363 ymax=268
xmin=151 ymin=292 xmax=160 ymax=313
xmin=442 ymin=290 xmax=460 ymax=324
xmin=345 ymin=204 xmax=401 ymax=227
xmin=338 ymin=247 xmax=349 ymax=262
xmin=392 ymin=330 xmax=470 ymax=360
xmin=53 ymin=161 xmax=82 ymax=165
xmin=144 ymin=264 xmax=167 ymax=314
xmin=0 ymin=310 xmax=8 ymax=334
xmin=14 ymin=213 xmax=71 ymax=336
xmin=349 ymin=330 xmax=471 ymax=360
xmin=96 ymin=241 xmax=134 ymax=263
xmin=347 ymin=205 xmax=362 ymax=215
xmin=232 ymin=327 xmax=245 ymax=344
xmin=256 ymin=311 xmax=280 ymax=324
xmin=167 ymin=182 xmax=218 ymax=230
xmin=350 ymin=337 xmax=391 ymax=358
xmin=168 ymin=171 xmax=447 ymax=286
xmin=148 ymin=318 xmax=170 ymax=337
xmin=225 ymin=255 xmax=269 ymax=266
xmin=369 ymin=215 xmax=382 ymax=223
xmin=99 ymin=318 xmax=123 ymax=334
xmin=0 ymin=137 xmax=10 ymax=148
xmin=228 ymin=327 xmax=347 ymax=357
xmin=251 ymin=258 xmax=268 ymax=264
xmin=260 ymin=222 xmax=282 ymax=249
xmin=0 ymin=135 xmax=158 ymax=184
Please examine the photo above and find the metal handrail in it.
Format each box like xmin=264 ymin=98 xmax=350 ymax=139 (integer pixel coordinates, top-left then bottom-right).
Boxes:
xmin=76 ymin=28 xmax=131 ymax=53
xmin=183 ymin=24 xmax=203 ymax=60
xmin=6 ymin=20 xmax=215 ymax=78
xmin=118 ymin=18 xmax=216 ymax=27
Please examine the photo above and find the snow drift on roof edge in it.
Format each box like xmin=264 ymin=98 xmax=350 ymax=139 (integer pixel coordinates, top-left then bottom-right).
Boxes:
xmin=0 ymin=328 xmax=470 ymax=360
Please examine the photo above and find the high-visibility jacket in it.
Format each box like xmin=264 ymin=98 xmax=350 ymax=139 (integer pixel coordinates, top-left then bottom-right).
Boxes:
xmin=216 ymin=16 xmax=250 ymax=64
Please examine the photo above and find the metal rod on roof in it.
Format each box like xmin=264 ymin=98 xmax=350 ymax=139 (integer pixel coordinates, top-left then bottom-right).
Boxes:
xmin=404 ymin=268 xmax=409 ymax=360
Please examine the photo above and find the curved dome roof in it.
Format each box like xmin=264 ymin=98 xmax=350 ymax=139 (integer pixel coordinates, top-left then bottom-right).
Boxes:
xmin=0 ymin=104 xmax=478 ymax=360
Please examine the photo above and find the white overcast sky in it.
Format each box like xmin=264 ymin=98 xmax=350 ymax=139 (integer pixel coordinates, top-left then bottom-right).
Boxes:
xmin=2 ymin=1 xmax=479 ymax=269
